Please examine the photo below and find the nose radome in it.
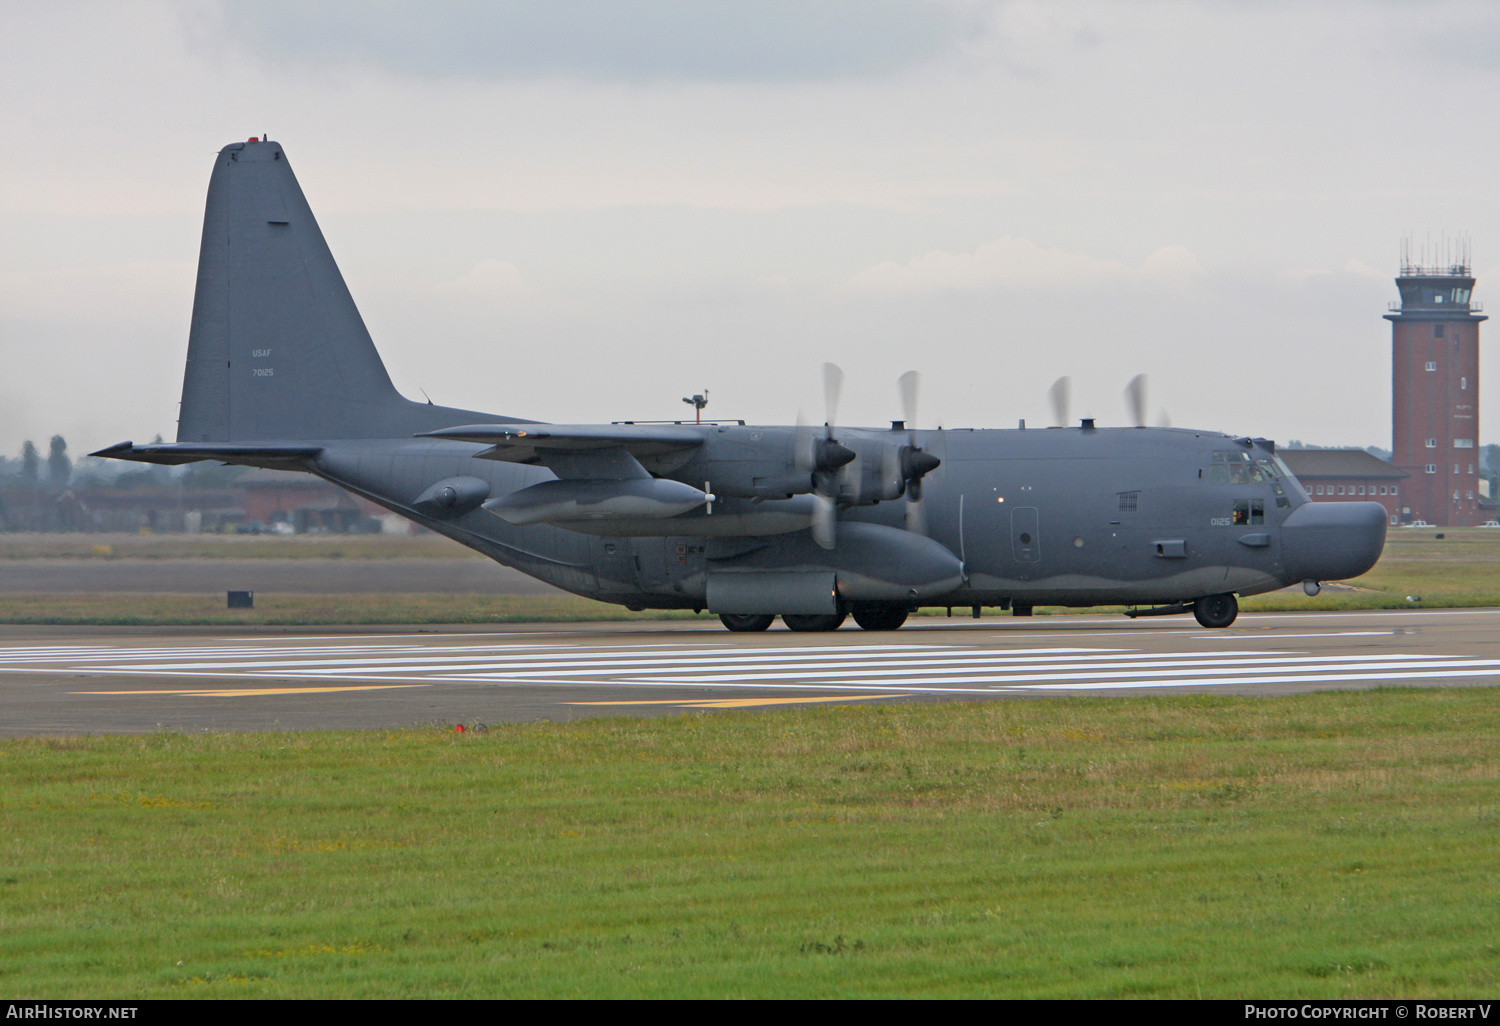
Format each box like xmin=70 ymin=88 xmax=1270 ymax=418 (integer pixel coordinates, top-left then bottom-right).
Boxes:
xmin=1280 ymin=501 xmax=1388 ymax=583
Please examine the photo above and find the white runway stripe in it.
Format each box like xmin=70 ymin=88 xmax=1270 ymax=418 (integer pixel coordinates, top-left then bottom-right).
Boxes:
xmin=4 ymin=635 xmax=1498 ymax=697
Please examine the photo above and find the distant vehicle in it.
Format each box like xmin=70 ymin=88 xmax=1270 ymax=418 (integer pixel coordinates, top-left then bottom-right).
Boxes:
xmin=1402 ymin=520 xmax=1432 ymax=528
xmin=1480 ymin=521 xmax=1500 ymax=529
xmin=93 ymin=137 xmax=1389 ymax=631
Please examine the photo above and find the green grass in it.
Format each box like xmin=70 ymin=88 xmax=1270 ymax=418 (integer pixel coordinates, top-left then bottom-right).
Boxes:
xmin=3 ymin=690 xmax=1498 ymax=997
xmin=2 ymin=526 xmax=1499 ymax=624
xmin=0 ymin=532 xmax=476 ymax=560
xmin=0 ymin=593 xmax=711 ymax=626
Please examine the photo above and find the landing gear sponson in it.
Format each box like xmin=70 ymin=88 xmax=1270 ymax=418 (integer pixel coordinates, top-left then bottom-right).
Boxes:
xmin=723 ymin=597 xmax=1242 ymax=632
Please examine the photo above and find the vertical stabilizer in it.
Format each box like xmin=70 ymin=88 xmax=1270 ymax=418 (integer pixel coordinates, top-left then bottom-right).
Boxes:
xmin=178 ymin=139 xmax=502 ymax=441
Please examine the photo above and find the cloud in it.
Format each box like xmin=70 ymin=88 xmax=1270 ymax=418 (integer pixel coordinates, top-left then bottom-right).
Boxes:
xmin=201 ymin=0 xmax=973 ymax=82
xmin=848 ymin=236 xmax=1203 ymax=292
xmin=0 ymin=261 xmax=194 ymax=322
xmin=431 ymin=259 xmax=536 ymax=301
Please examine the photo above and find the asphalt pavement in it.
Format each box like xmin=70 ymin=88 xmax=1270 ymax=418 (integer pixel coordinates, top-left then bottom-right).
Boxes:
xmin=3 ymin=608 xmax=1499 ymax=735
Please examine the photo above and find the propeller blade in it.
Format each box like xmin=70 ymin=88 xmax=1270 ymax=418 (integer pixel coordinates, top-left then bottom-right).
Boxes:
xmin=793 ymin=410 xmax=815 ymax=473
xmin=905 ymin=492 xmax=927 ymax=536
xmin=811 ymin=494 xmax=837 ymax=550
xmin=1157 ymin=409 xmax=1172 ymax=429
xmin=822 ymin=362 xmax=843 ymax=433
xmin=1048 ymin=376 xmax=1071 ymax=428
xmin=882 ymin=442 xmax=903 ymax=497
xmin=1125 ymin=373 xmax=1148 ymax=428
xmin=898 ymin=370 xmax=920 ymax=429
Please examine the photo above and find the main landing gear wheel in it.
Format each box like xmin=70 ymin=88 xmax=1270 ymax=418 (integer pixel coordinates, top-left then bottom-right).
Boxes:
xmin=719 ymin=613 xmax=774 ymax=633
xmin=781 ymin=613 xmax=847 ymax=632
xmin=850 ymin=604 xmax=909 ymax=631
xmin=1193 ymin=593 xmax=1238 ymax=629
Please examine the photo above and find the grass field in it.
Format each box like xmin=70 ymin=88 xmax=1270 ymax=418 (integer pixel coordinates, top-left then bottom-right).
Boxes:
xmin=1 ymin=526 xmax=1498 ymax=624
xmin=2 ymin=688 xmax=1497 ymax=998
xmin=0 ymin=532 xmax=473 ymax=561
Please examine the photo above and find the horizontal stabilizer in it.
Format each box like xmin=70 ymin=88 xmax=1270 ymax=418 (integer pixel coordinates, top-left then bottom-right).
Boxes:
xmin=420 ymin=423 xmax=704 ymax=465
xmin=90 ymin=440 xmax=323 ymax=469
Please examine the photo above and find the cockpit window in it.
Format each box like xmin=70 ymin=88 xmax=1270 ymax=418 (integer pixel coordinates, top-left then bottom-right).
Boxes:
xmin=1209 ymin=451 xmax=1283 ymax=485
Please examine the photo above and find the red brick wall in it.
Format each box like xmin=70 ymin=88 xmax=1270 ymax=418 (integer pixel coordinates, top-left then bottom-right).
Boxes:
xmin=1391 ymin=318 xmax=1482 ymax=525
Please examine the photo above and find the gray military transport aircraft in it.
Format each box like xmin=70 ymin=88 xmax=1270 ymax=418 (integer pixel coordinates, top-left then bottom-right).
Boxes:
xmin=94 ymin=138 xmax=1387 ymax=632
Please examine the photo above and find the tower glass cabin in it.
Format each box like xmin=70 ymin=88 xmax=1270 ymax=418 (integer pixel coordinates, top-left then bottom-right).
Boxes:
xmin=1385 ymin=249 xmax=1486 ymax=526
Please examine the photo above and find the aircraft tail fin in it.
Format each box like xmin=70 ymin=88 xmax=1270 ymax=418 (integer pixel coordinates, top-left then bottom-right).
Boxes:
xmin=178 ymin=139 xmax=507 ymax=442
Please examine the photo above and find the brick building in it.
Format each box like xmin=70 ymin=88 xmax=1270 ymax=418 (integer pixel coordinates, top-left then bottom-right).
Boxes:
xmin=1385 ymin=244 xmax=1486 ymax=525
xmin=1277 ymin=449 xmax=1409 ymax=525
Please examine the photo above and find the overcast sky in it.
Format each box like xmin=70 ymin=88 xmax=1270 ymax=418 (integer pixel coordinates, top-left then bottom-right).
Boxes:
xmin=5 ymin=0 xmax=1500 ymax=460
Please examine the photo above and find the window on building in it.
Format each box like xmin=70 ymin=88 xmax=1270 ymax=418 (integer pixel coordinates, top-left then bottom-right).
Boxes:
xmin=1435 ymin=324 xmax=1446 ymax=337
xmin=1315 ymin=485 xmax=1324 ymax=495
xmin=1392 ymin=486 xmax=1398 ymax=495
xmin=1427 ymin=438 xmax=1437 ymax=448
xmin=1337 ymin=486 xmax=1345 ymax=495
xmin=1426 ymin=465 xmax=1437 ymax=474
xmin=1468 ymin=490 xmax=1475 ymax=500
xmin=1470 ymin=465 xmax=1476 ymax=475
xmin=1426 ymin=361 xmax=1438 ymax=372
xmin=1462 ymin=376 xmax=1468 ymax=390
xmin=1456 ymin=438 xmax=1474 ymax=448
xmin=1455 ymin=464 xmax=1461 ymax=474
xmin=1379 ymin=486 xmax=1387 ymax=495
xmin=1454 ymin=490 xmax=1461 ymax=502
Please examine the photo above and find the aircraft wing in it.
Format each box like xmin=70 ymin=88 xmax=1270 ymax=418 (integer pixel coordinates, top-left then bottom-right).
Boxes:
xmin=90 ymin=440 xmax=324 ymax=469
xmin=418 ymin=424 xmax=705 ymax=465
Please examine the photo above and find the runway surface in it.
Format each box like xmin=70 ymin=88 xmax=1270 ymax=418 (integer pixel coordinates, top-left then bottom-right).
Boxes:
xmin=3 ymin=608 xmax=1500 ymax=735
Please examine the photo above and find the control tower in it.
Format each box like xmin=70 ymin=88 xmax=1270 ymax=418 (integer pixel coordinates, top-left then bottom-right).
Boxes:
xmin=1384 ymin=239 xmax=1486 ymax=526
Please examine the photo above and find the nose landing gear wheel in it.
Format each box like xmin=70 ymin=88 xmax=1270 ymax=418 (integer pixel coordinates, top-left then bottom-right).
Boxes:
xmin=719 ymin=613 xmax=774 ymax=632
xmin=1193 ymin=593 xmax=1238 ymax=629
xmin=850 ymin=605 xmax=909 ymax=631
xmin=781 ymin=613 xmax=847 ymax=632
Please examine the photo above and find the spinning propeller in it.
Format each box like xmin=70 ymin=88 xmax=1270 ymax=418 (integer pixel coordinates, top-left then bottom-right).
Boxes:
xmin=795 ymin=363 xmax=856 ymax=549
xmin=795 ymin=364 xmax=941 ymax=549
xmin=1048 ymin=376 xmax=1071 ymax=428
xmin=1048 ymin=373 xmax=1170 ymax=429
xmin=896 ymin=370 xmax=941 ymax=535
